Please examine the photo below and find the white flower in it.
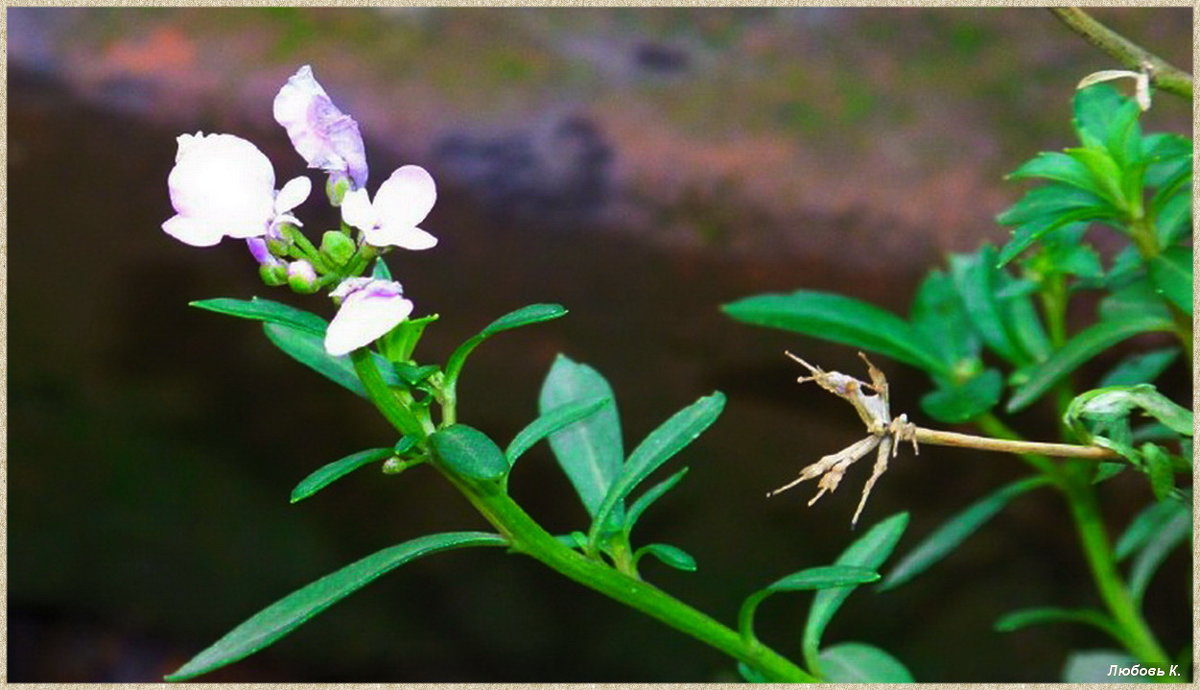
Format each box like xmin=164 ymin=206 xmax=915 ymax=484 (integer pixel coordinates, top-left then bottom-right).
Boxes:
xmin=341 ymin=166 xmax=438 ymax=250
xmin=163 ymin=132 xmax=311 ymax=247
xmin=325 ymin=278 xmax=415 ymax=356
xmin=273 ymin=65 xmax=369 ymax=189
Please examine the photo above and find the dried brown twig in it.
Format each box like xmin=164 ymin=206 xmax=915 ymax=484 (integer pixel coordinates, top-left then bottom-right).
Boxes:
xmin=771 ymin=352 xmax=1118 ymax=526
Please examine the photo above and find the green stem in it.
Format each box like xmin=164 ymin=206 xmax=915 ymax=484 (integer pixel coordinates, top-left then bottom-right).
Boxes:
xmin=1060 ymin=473 xmax=1172 ymax=672
xmin=440 ymin=470 xmax=816 ymax=682
xmin=1049 ymin=8 xmax=1193 ymax=101
xmin=349 ymin=349 xmax=429 ymax=439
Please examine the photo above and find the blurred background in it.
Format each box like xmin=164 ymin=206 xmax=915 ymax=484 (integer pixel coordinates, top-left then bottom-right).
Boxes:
xmin=7 ymin=7 xmax=1192 ymax=682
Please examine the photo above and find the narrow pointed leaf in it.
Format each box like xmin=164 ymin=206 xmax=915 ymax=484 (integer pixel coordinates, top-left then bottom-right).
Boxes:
xmin=919 ymin=368 xmax=1003 ymax=424
xmin=626 ymin=467 xmax=690 ymax=532
xmin=444 ymin=304 xmax=567 ymax=384
xmin=803 ymin=512 xmax=908 ymax=672
xmin=505 ymin=396 xmax=610 ymax=466
xmin=949 ymin=247 xmax=1025 ymax=365
xmin=994 ymin=607 xmax=1117 ymax=637
xmin=723 ymin=291 xmax=944 ymax=374
xmin=881 ymin=477 xmax=1047 ymax=591
xmin=819 ymin=642 xmax=914 ymax=682
xmin=1147 ymin=246 xmax=1193 ymax=315
xmin=636 ymin=543 xmax=697 ymax=572
xmin=1008 ymin=152 xmax=1107 ymax=200
xmin=908 ymin=269 xmax=979 ymax=373
xmin=593 ymin=392 xmax=725 ymax=532
xmin=192 ymin=297 xmax=328 ymax=336
xmin=538 ymin=355 xmax=625 ymax=519
xmin=1114 ymin=494 xmax=1188 ymax=560
xmin=1128 ymin=504 xmax=1190 ymax=604
xmin=430 ymin=424 xmax=509 ymax=482
xmin=1006 ymin=316 xmax=1176 ymax=412
xmin=766 ymin=565 xmax=879 ymax=592
xmin=1100 ymin=347 xmax=1179 ymax=387
xmin=165 ymin=532 xmax=507 ymax=681
xmin=290 ymin=448 xmax=395 ymax=503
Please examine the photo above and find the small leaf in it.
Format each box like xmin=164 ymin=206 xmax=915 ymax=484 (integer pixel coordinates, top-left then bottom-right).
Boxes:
xmin=737 ymin=662 xmax=770 ymax=683
xmin=444 ymin=304 xmax=568 ymax=386
xmin=1062 ymin=649 xmax=1138 ymax=682
xmin=1099 ymin=347 xmax=1179 ymax=387
xmin=819 ymin=642 xmax=914 ymax=682
xmin=949 ymin=247 xmax=1026 ymax=365
xmin=1128 ymin=499 xmax=1190 ymax=603
xmin=996 ymin=184 xmax=1108 ymax=227
xmin=998 ymin=209 xmax=1112 ymax=267
xmin=1006 ymin=316 xmax=1176 ymax=413
xmin=379 ymin=314 xmax=439 ymax=364
xmin=994 ymin=607 xmax=1116 ymax=637
xmin=723 ymin=291 xmax=944 ymax=374
xmin=881 ymin=477 xmax=1046 ymax=591
xmin=766 ymin=565 xmax=879 ymax=592
xmin=1153 ymin=189 xmax=1192 ymax=246
xmin=192 ymin=297 xmax=328 ymax=336
xmin=164 ymin=532 xmax=507 ymax=681
xmin=1092 ymin=462 xmax=1127 ymax=484
xmin=1008 ymin=152 xmax=1108 ymax=200
xmin=1147 ymin=246 xmax=1193 ymax=315
xmin=625 ymin=467 xmax=689 ymax=533
xmin=263 ymin=323 xmax=402 ymax=398
xmin=1114 ymin=494 xmax=1187 ymax=561
xmin=803 ymin=512 xmax=908 ymax=672
xmin=1099 ymin=279 xmax=1170 ymax=321
xmin=592 ymin=392 xmax=725 ymax=534
xmin=430 ymin=424 xmax=509 ymax=482
xmin=371 ymin=257 xmax=392 ymax=281
xmin=538 ymin=355 xmax=625 ymax=520
xmin=908 ymin=269 xmax=979 ymax=374
xmin=505 ymin=396 xmax=611 ymax=466
xmin=919 ymin=368 xmax=1003 ymax=424
xmin=290 ymin=448 xmax=395 ymax=503
xmin=636 ymin=543 xmax=697 ymax=572
xmin=1142 ymin=444 xmax=1175 ymax=501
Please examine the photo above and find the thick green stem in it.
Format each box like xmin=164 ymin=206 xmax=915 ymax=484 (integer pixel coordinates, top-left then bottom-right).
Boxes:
xmin=349 ymin=349 xmax=430 ymax=439
xmin=1050 ymin=8 xmax=1193 ymax=101
xmin=1060 ymin=473 xmax=1172 ymax=671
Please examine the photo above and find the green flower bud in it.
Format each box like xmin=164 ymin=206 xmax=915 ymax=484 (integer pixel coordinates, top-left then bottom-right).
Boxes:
xmin=259 ymin=261 xmax=288 ymax=286
xmin=320 ymin=230 xmax=357 ymax=267
xmin=266 ymin=236 xmax=291 ymax=257
xmin=326 ymin=174 xmax=351 ymax=207
xmin=286 ymin=260 xmax=321 ymax=294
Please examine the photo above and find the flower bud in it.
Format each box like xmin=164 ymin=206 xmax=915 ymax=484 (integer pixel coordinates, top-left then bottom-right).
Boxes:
xmin=266 ymin=235 xmax=292 ymax=257
xmin=320 ymin=230 xmax=357 ymax=267
xmin=259 ymin=261 xmax=288 ymax=286
xmin=286 ymin=260 xmax=320 ymax=294
xmin=326 ymin=174 xmax=351 ymax=207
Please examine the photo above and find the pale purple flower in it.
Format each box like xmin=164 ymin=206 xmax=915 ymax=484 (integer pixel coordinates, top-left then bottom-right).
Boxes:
xmin=273 ymin=65 xmax=369 ymax=189
xmin=246 ymin=237 xmax=278 ymax=266
xmin=325 ymin=278 xmax=414 ymax=356
xmin=163 ymin=132 xmax=311 ymax=247
xmin=341 ymin=166 xmax=438 ymax=250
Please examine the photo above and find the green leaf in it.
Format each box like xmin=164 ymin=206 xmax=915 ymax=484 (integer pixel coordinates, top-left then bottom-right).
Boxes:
xmin=1099 ymin=279 xmax=1171 ymax=321
xmin=996 ymin=184 xmax=1109 ymax=227
xmin=378 ymin=314 xmax=439 ymax=364
xmin=444 ymin=303 xmax=568 ymax=385
xmin=919 ymin=369 xmax=1003 ymax=424
xmin=1073 ymin=84 xmax=1131 ymax=144
xmin=263 ymin=323 xmax=402 ymax=397
xmin=994 ymin=607 xmax=1117 ymax=637
xmin=819 ymin=642 xmax=914 ymax=682
xmin=1114 ymin=494 xmax=1187 ymax=560
xmin=1065 ymin=385 xmax=1193 ymax=442
xmin=625 ymin=467 xmax=689 ymax=533
xmin=1065 ymin=146 xmax=1126 ymax=208
xmin=164 ymin=532 xmax=507 ymax=681
xmin=950 ymin=247 xmax=1032 ymax=364
xmin=592 ymin=392 xmax=725 ymax=534
xmin=766 ymin=565 xmax=880 ymax=592
xmin=723 ymin=291 xmax=944 ymax=374
xmin=371 ymin=257 xmax=392 ymax=281
xmin=1153 ymin=189 xmax=1192 ymax=246
xmin=290 ymin=448 xmax=395 ymax=503
xmin=997 ymin=209 xmax=1113 ymax=267
xmin=1099 ymin=347 xmax=1179 ymax=387
xmin=429 ymin=424 xmax=509 ymax=482
xmin=1128 ymin=499 xmax=1190 ymax=603
xmin=737 ymin=661 xmax=770 ymax=683
xmin=1142 ymin=444 xmax=1176 ymax=501
xmin=505 ymin=396 xmax=611 ymax=466
xmin=1147 ymin=246 xmax=1193 ymax=315
xmin=538 ymin=355 xmax=625 ymax=520
xmin=803 ymin=512 xmax=908 ymax=671
xmin=635 ymin=543 xmax=697 ymax=572
xmin=908 ymin=270 xmax=979 ymax=374
xmin=1008 ymin=152 xmax=1108 ymax=201
xmin=881 ymin=477 xmax=1045 ymax=591
xmin=1062 ymin=649 xmax=1139 ymax=682
xmin=192 ymin=297 xmax=328 ymax=336
xmin=1091 ymin=462 xmax=1126 ymax=484
xmin=1006 ymin=316 xmax=1176 ymax=412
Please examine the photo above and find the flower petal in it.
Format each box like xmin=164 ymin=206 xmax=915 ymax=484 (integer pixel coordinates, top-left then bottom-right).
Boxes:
xmin=324 ymin=289 xmax=414 ymax=356
xmin=364 ymin=224 xmax=438 ymax=250
xmin=273 ymin=65 xmax=369 ymax=188
xmin=340 ymin=187 xmax=377 ymax=231
xmin=162 ymin=214 xmax=226 ymax=247
xmin=275 ymin=176 xmax=312 ymax=215
xmin=373 ymin=165 xmax=437 ymax=229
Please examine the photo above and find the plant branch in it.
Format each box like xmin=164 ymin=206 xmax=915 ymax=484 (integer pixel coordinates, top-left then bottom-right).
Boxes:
xmin=1050 ymin=8 xmax=1193 ymax=101
xmin=912 ymin=425 xmax=1117 ymax=460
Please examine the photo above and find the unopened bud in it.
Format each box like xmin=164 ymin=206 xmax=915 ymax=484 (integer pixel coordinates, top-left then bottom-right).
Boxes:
xmin=286 ymin=260 xmax=320 ymax=294
xmin=320 ymin=230 xmax=357 ymax=267
xmin=259 ymin=261 xmax=288 ymax=286
xmin=326 ymin=174 xmax=351 ymax=207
